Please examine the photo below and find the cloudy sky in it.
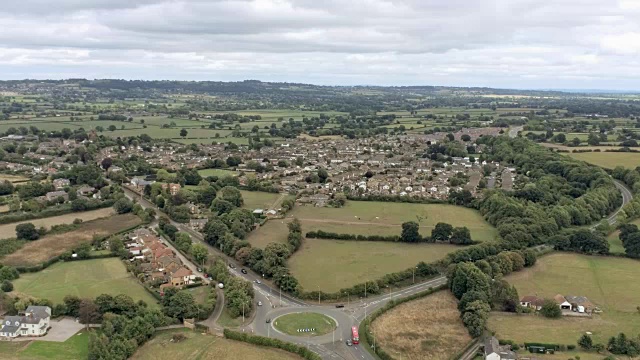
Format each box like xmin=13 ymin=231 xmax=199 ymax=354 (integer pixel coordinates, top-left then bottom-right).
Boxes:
xmin=1 ymin=0 xmax=640 ymax=90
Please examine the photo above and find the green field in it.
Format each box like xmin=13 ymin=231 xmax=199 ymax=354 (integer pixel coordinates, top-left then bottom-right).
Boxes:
xmin=489 ymin=253 xmax=640 ymax=345
xmin=12 ymin=258 xmax=158 ymax=307
xmin=568 ymin=151 xmax=640 ymax=169
xmin=197 ymin=168 xmax=237 ymax=178
xmin=289 ymin=240 xmax=459 ymax=292
xmin=606 ymin=218 xmax=640 ymax=254
xmin=289 ymin=202 xmax=498 ymax=241
xmin=247 ymin=219 xmax=290 ymax=249
xmin=240 ymin=191 xmax=284 ymax=210
xmin=131 ymin=329 xmax=302 ymax=360
xmin=273 ymin=312 xmax=336 ymax=336
xmin=0 ymin=330 xmax=88 ymax=360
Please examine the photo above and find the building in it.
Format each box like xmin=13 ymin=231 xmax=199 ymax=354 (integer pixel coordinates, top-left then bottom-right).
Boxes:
xmin=170 ymin=267 xmax=195 ymax=287
xmin=484 ymin=336 xmax=517 ymax=360
xmin=0 ymin=306 xmax=51 ymax=338
xmin=45 ymin=190 xmax=68 ymax=202
xmin=52 ymin=178 xmax=70 ymax=190
xmin=520 ymin=295 xmax=544 ymax=311
xmin=564 ymin=295 xmax=596 ymax=313
xmin=554 ymin=294 xmax=572 ymax=310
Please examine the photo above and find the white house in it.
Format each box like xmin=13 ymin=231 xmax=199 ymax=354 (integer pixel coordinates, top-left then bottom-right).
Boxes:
xmin=484 ymin=336 xmax=517 ymax=360
xmin=0 ymin=306 xmax=51 ymax=338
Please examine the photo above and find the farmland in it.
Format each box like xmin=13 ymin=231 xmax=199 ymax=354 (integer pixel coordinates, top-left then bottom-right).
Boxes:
xmin=246 ymin=219 xmax=290 ymax=248
xmin=1 ymin=214 xmax=141 ymax=266
xmin=0 ymin=207 xmax=115 ymax=239
xmin=130 ymin=329 xmax=302 ymax=360
xmin=240 ymin=190 xmax=285 ymax=210
xmin=371 ymin=291 xmax=471 ymax=360
xmin=488 ymin=253 xmax=640 ymax=345
xmin=288 ymin=240 xmax=459 ymax=293
xmin=12 ymin=258 xmax=158 ymax=306
xmin=567 ymin=151 xmax=640 ymax=169
xmin=0 ymin=330 xmax=88 ymax=360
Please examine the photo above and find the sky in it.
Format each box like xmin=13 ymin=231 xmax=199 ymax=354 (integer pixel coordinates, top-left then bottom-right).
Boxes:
xmin=1 ymin=0 xmax=640 ymax=90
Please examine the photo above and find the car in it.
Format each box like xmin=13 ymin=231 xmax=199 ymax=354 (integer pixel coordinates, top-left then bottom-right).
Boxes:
xmin=229 ymin=263 xmax=236 ymax=269
xmin=258 ymin=301 xmax=263 ymax=306
xmin=266 ymin=318 xmax=271 ymax=323
xmin=197 ymin=268 xmax=202 ymax=272
xmin=335 ymin=304 xmax=345 ymax=308
xmin=255 ymin=280 xmax=261 ymax=284
xmin=346 ymin=339 xmax=352 ymax=346
xmin=241 ymin=268 xmax=248 ymax=274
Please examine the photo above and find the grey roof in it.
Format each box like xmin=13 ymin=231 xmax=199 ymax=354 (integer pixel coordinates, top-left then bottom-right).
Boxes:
xmin=484 ymin=336 xmax=499 ymax=355
xmin=1 ymin=316 xmax=23 ymax=334
xmin=26 ymin=306 xmax=51 ymax=320
xmin=0 ymin=324 xmax=20 ymax=334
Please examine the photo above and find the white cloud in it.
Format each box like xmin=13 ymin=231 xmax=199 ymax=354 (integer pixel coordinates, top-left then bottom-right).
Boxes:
xmin=0 ymin=0 xmax=638 ymax=89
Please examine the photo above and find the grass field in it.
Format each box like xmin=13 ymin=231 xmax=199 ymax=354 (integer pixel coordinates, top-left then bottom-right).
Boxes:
xmin=0 ymin=207 xmax=115 ymax=239
xmin=0 ymin=330 xmax=89 ymax=360
xmin=606 ymin=218 xmax=640 ymax=254
xmin=1 ymin=214 xmax=141 ymax=266
xmin=289 ymin=240 xmax=459 ymax=292
xmin=273 ymin=312 xmax=336 ymax=336
xmin=567 ymin=152 xmax=640 ymax=169
xmin=288 ymin=202 xmax=498 ymax=241
xmin=240 ymin=191 xmax=283 ymax=210
xmin=0 ymin=174 xmax=29 ymax=183
xmin=130 ymin=329 xmax=302 ymax=360
xmin=371 ymin=291 xmax=471 ymax=360
xmin=488 ymin=253 xmax=640 ymax=345
xmin=12 ymin=258 xmax=158 ymax=306
xmin=197 ymin=168 xmax=237 ymax=178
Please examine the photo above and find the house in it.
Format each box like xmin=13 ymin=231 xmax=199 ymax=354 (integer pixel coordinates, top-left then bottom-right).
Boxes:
xmin=131 ymin=177 xmax=154 ymax=189
xmin=484 ymin=336 xmax=517 ymax=360
xmin=554 ymin=294 xmax=572 ymax=310
xmin=520 ymin=295 xmax=545 ymax=311
xmin=0 ymin=306 xmax=51 ymax=338
xmin=564 ymin=295 xmax=596 ymax=313
xmin=170 ymin=267 xmax=194 ymax=288
xmin=45 ymin=191 xmax=68 ymax=202
xmin=52 ymin=178 xmax=70 ymax=190
xmin=161 ymin=183 xmax=182 ymax=196
xmin=76 ymin=185 xmax=95 ymax=196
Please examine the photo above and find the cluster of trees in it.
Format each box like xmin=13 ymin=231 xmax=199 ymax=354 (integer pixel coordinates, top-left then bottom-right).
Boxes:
xmin=617 ymin=223 xmax=640 ymax=258
xmin=478 ymin=136 xmax=620 ymax=248
xmin=579 ymin=332 xmax=640 ymax=357
xmin=431 ymin=222 xmax=474 ymax=245
xmin=208 ymin=259 xmax=254 ymax=318
xmin=157 ymin=221 xmax=208 ymax=266
xmin=0 ymin=264 xmax=19 ymax=292
xmin=448 ymin=248 xmax=537 ymax=337
xmin=549 ymin=229 xmax=609 ymax=255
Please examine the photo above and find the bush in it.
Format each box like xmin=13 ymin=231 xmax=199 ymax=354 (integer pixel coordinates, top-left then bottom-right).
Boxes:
xmin=540 ymin=299 xmax=562 ymax=318
xmin=16 ymin=223 xmax=39 ymax=240
xmin=223 ymin=329 xmax=322 ymax=360
xmin=1 ymin=280 xmax=13 ymax=292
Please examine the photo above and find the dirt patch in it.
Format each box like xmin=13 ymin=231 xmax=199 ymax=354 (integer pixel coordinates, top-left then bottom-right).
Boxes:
xmin=2 ymin=214 xmax=141 ymax=266
xmin=371 ymin=291 xmax=471 ymax=360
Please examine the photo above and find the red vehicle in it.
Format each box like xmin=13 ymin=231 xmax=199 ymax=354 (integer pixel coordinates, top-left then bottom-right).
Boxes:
xmin=351 ymin=326 xmax=359 ymax=344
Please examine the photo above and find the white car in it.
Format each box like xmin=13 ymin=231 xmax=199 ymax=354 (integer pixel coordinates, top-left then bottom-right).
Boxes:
xmin=258 ymin=301 xmax=263 ymax=306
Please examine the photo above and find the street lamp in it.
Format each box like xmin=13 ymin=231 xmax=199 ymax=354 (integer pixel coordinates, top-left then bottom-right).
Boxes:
xmin=412 ymin=265 xmax=418 ymax=284
xmin=317 ymin=285 xmax=321 ymax=305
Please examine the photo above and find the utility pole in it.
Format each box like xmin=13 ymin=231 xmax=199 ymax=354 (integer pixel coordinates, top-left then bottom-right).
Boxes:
xmin=318 ymin=286 xmax=321 ymax=305
xmin=242 ymin=302 xmax=245 ymax=324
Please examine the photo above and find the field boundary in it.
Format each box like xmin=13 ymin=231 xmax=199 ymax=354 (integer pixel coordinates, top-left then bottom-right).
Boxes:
xmin=223 ymin=328 xmax=322 ymax=360
xmin=359 ymin=284 xmax=448 ymax=360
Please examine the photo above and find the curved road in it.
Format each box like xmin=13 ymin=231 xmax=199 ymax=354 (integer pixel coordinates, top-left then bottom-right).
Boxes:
xmin=122 ymin=168 xmax=633 ymax=360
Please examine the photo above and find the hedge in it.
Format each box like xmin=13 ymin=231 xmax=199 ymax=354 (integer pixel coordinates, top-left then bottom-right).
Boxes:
xmin=223 ymin=329 xmax=322 ymax=360
xmin=306 ymin=230 xmax=401 ymax=242
xmin=359 ymin=285 xmax=448 ymax=360
xmin=346 ymin=194 xmax=447 ymax=204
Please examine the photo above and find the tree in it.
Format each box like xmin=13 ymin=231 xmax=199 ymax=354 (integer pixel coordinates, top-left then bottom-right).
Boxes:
xmin=180 ymin=129 xmax=188 ymax=138
xmin=203 ymin=219 xmax=229 ymax=246
xmin=101 ymin=158 xmax=113 ymax=171
xmin=450 ymin=226 xmax=472 ymax=245
xmin=579 ymin=334 xmax=593 ymax=350
xmin=113 ymin=198 xmax=133 ymax=214
xmin=162 ymin=290 xmax=199 ymax=320
xmin=78 ymin=299 xmax=100 ymax=326
xmin=622 ymin=231 xmax=640 ymax=258
xmin=540 ymin=298 xmax=562 ymax=318
xmin=191 ymin=243 xmax=208 ymax=265
xmin=317 ymin=167 xmax=329 ymax=183
xmin=1 ymin=280 xmax=13 ymax=292
xmin=63 ymin=295 xmax=82 ymax=317
xmin=219 ymin=186 xmax=243 ymax=207
xmin=401 ymin=221 xmax=421 ymax=242
xmin=462 ymin=300 xmax=490 ymax=337
xmin=16 ymin=223 xmax=39 ymax=240
xmin=108 ymin=125 xmax=116 ymax=131
xmin=461 ymin=134 xmax=471 ymax=142
xmin=431 ymin=222 xmax=453 ymax=242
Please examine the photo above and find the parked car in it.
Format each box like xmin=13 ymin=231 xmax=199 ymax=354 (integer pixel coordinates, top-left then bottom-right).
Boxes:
xmin=335 ymin=304 xmax=345 ymax=308
xmin=229 ymin=263 xmax=236 ymax=269
xmin=255 ymin=280 xmax=261 ymax=284
xmin=346 ymin=339 xmax=352 ymax=346
xmin=258 ymin=301 xmax=263 ymax=306
xmin=266 ymin=318 xmax=271 ymax=323
xmin=241 ymin=268 xmax=248 ymax=274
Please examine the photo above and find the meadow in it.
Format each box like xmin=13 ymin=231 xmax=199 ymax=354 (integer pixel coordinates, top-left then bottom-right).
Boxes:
xmin=240 ymin=190 xmax=284 ymax=210
xmin=197 ymin=168 xmax=237 ymax=178
xmin=288 ymin=240 xmax=459 ymax=293
xmin=0 ymin=330 xmax=89 ymax=360
xmin=12 ymin=258 xmax=158 ymax=306
xmin=488 ymin=253 xmax=640 ymax=345
xmin=130 ymin=329 xmax=302 ymax=360
xmin=0 ymin=207 xmax=115 ymax=240
xmin=371 ymin=291 xmax=471 ymax=360
xmin=567 ymin=151 xmax=640 ymax=169
xmin=1 ymin=214 xmax=141 ymax=266
xmin=606 ymin=218 xmax=640 ymax=254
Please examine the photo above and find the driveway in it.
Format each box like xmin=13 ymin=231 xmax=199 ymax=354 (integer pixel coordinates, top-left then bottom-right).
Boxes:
xmin=13 ymin=317 xmax=84 ymax=342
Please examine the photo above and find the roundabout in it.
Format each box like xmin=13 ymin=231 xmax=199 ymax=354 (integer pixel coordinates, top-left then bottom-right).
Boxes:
xmin=272 ymin=312 xmax=337 ymax=337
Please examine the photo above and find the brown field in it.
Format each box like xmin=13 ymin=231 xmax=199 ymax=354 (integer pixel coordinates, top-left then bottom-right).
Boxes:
xmin=0 ymin=174 xmax=30 ymax=183
xmin=371 ymin=291 xmax=471 ymax=360
xmin=1 ymin=214 xmax=141 ymax=266
xmin=0 ymin=208 xmax=116 ymax=240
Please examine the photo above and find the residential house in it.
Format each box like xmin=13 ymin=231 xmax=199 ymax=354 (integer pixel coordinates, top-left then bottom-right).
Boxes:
xmin=170 ymin=267 xmax=194 ymax=288
xmin=0 ymin=306 xmax=51 ymax=339
xmin=484 ymin=336 xmax=517 ymax=360
xmin=520 ymin=295 xmax=544 ymax=311
xmin=161 ymin=183 xmax=181 ymax=196
xmin=52 ymin=178 xmax=70 ymax=190
xmin=76 ymin=185 xmax=95 ymax=196
xmin=564 ymin=295 xmax=596 ymax=313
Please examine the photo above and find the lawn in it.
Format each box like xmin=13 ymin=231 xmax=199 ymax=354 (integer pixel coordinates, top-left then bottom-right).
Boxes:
xmin=240 ymin=190 xmax=283 ymax=210
xmin=0 ymin=207 xmax=115 ymax=240
xmin=567 ymin=151 xmax=640 ymax=169
xmin=273 ymin=312 xmax=336 ymax=336
xmin=2 ymin=214 xmax=142 ymax=266
xmin=12 ymin=258 xmax=158 ymax=307
xmin=131 ymin=329 xmax=302 ymax=360
xmin=488 ymin=253 xmax=640 ymax=345
xmin=0 ymin=330 xmax=89 ymax=360
xmin=371 ymin=291 xmax=471 ymax=360
xmin=288 ymin=201 xmax=498 ymax=241
xmin=183 ymin=285 xmax=213 ymax=304
xmin=197 ymin=168 xmax=237 ymax=178
xmin=246 ymin=219 xmax=290 ymax=249
xmin=289 ymin=240 xmax=459 ymax=293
